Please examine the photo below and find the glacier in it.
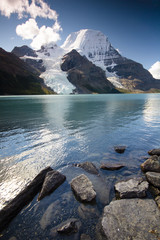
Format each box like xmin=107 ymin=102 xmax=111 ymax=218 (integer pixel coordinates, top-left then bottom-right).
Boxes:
xmin=22 ymin=29 xmax=125 ymax=93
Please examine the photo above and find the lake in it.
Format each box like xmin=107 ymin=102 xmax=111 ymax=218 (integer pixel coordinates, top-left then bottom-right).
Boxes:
xmin=0 ymin=94 xmax=160 ymax=239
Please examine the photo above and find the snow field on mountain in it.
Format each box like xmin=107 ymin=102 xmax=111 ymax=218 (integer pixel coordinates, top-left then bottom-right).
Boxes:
xmin=149 ymin=61 xmax=160 ymax=79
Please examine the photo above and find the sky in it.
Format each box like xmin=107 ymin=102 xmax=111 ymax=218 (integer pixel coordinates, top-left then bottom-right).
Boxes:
xmin=0 ymin=0 xmax=160 ymax=69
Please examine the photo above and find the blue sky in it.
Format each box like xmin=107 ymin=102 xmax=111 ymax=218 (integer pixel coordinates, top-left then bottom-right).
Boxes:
xmin=0 ymin=0 xmax=159 ymax=69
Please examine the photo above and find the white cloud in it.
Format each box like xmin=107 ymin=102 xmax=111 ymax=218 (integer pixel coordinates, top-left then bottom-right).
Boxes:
xmin=0 ymin=0 xmax=58 ymax=20
xmin=0 ymin=0 xmax=63 ymax=49
xmin=149 ymin=61 xmax=160 ymax=79
xmin=31 ymin=25 xmax=61 ymax=50
xmin=16 ymin=18 xmax=39 ymax=40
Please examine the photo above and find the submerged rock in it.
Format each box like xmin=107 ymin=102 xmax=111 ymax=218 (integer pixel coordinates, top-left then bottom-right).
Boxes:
xmin=114 ymin=146 xmax=126 ymax=154
xmin=146 ymin=171 xmax=160 ymax=188
xmin=102 ymin=198 xmax=160 ymax=240
xmin=148 ymin=148 xmax=160 ymax=156
xmin=115 ymin=178 xmax=148 ymax=199
xmin=38 ymin=170 xmax=66 ymax=200
xmin=78 ymin=204 xmax=99 ymax=219
xmin=50 ymin=218 xmax=81 ymax=237
xmin=74 ymin=162 xmax=99 ymax=175
xmin=70 ymin=174 xmax=96 ymax=202
xmin=100 ymin=163 xmax=125 ymax=170
xmin=80 ymin=234 xmax=91 ymax=240
xmin=40 ymin=200 xmax=61 ymax=230
xmin=141 ymin=155 xmax=160 ymax=173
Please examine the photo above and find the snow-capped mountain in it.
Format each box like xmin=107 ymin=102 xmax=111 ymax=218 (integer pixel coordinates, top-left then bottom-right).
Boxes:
xmin=149 ymin=61 xmax=160 ymax=79
xmin=61 ymin=29 xmax=123 ymax=87
xmin=12 ymin=29 xmax=160 ymax=94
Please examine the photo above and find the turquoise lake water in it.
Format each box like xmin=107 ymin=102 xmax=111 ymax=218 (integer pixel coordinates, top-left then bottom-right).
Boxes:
xmin=0 ymin=94 xmax=160 ymax=239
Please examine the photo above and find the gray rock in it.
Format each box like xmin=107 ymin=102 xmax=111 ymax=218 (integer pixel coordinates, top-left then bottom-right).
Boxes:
xmin=70 ymin=174 xmax=96 ymax=202
xmin=74 ymin=162 xmax=99 ymax=175
xmin=115 ymin=178 xmax=149 ymax=199
xmin=146 ymin=171 xmax=160 ymax=188
xmin=102 ymin=198 xmax=160 ymax=240
xmin=50 ymin=218 xmax=81 ymax=237
xmin=38 ymin=170 xmax=66 ymax=200
xmin=100 ymin=163 xmax=125 ymax=170
xmin=40 ymin=200 xmax=61 ymax=230
xmin=80 ymin=234 xmax=91 ymax=240
xmin=114 ymin=146 xmax=126 ymax=153
xmin=148 ymin=148 xmax=160 ymax=156
xmin=141 ymin=155 xmax=160 ymax=173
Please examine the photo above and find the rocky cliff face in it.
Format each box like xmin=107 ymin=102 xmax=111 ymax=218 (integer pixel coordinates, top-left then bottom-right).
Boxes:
xmin=61 ymin=49 xmax=119 ymax=94
xmin=0 ymin=48 xmax=55 ymax=95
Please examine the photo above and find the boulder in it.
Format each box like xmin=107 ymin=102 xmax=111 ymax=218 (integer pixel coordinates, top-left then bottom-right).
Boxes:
xmin=70 ymin=174 xmax=96 ymax=202
xmin=50 ymin=218 xmax=81 ymax=237
xmin=146 ymin=171 xmax=160 ymax=188
xmin=115 ymin=178 xmax=148 ymax=199
xmin=0 ymin=166 xmax=52 ymax=232
xmin=102 ymin=199 xmax=160 ymax=240
xmin=100 ymin=163 xmax=125 ymax=170
xmin=74 ymin=162 xmax=99 ymax=175
xmin=114 ymin=146 xmax=126 ymax=153
xmin=148 ymin=148 xmax=160 ymax=156
xmin=141 ymin=155 xmax=160 ymax=173
xmin=38 ymin=170 xmax=66 ymax=200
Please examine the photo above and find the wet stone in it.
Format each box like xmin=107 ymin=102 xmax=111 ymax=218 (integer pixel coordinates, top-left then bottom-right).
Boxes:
xmin=148 ymin=148 xmax=160 ymax=156
xmin=146 ymin=171 xmax=160 ymax=188
xmin=100 ymin=163 xmax=125 ymax=170
xmin=74 ymin=162 xmax=99 ymax=175
xmin=38 ymin=170 xmax=66 ymax=200
xmin=114 ymin=146 xmax=126 ymax=154
xmin=115 ymin=178 xmax=149 ymax=199
xmin=50 ymin=218 xmax=81 ymax=237
xmin=141 ymin=155 xmax=160 ymax=173
xmin=70 ymin=174 xmax=96 ymax=202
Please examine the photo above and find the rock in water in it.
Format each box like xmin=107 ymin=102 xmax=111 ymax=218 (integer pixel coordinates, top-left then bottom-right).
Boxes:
xmin=148 ymin=148 xmax=160 ymax=156
xmin=74 ymin=162 xmax=99 ymax=175
xmin=50 ymin=218 xmax=81 ymax=237
xmin=102 ymin=199 xmax=160 ymax=240
xmin=100 ymin=163 xmax=125 ymax=170
xmin=38 ymin=170 xmax=66 ymax=200
xmin=70 ymin=174 xmax=96 ymax=202
xmin=141 ymin=155 xmax=160 ymax=173
xmin=146 ymin=172 xmax=160 ymax=188
xmin=114 ymin=146 xmax=126 ymax=153
xmin=115 ymin=178 xmax=148 ymax=199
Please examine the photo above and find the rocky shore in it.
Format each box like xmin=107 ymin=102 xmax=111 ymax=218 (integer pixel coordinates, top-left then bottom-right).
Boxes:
xmin=0 ymin=147 xmax=160 ymax=240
